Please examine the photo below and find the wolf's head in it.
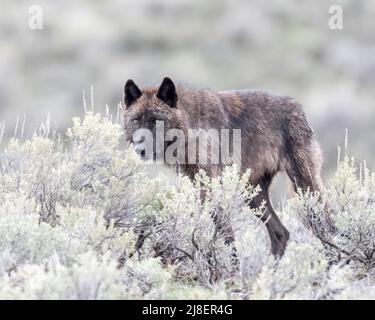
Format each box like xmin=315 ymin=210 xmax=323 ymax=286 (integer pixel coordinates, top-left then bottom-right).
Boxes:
xmin=123 ymin=77 xmax=182 ymax=161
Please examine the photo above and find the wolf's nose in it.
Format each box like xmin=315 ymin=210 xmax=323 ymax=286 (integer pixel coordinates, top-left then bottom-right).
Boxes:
xmin=134 ymin=143 xmax=146 ymax=157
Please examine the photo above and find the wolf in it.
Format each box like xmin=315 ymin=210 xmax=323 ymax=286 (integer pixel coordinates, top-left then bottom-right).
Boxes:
xmin=122 ymin=77 xmax=323 ymax=257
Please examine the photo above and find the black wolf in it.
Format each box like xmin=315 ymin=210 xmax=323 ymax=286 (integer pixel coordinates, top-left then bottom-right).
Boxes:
xmin=123 ymin=77 xmax=323 ymax=256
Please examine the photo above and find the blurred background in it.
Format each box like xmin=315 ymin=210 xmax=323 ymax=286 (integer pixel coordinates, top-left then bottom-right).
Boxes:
xmin=0 ymin=0 xmax=374 ymax=178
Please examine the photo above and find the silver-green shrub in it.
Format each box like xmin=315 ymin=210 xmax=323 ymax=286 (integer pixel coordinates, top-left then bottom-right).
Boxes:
xmin=0 ymin=111 xmax=374 ymax=299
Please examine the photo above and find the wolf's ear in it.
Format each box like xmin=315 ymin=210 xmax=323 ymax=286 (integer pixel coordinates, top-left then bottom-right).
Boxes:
xmin=157 ymin=77 xmax=178 ymax=108
xmin=124 ymin=79 xmax=142 ymax=107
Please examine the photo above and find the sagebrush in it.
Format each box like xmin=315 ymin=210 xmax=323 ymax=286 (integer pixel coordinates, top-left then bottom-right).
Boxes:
xmin=0 ymin=112 xmax=374 ymax=299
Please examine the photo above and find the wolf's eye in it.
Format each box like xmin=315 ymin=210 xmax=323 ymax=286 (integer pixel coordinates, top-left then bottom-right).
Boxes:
xmin=132 ymin=119 xmax=139 ymax=125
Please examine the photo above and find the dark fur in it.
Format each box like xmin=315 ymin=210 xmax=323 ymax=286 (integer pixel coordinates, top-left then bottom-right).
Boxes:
xmin=123 ymin=78 xmax=323 ymax=256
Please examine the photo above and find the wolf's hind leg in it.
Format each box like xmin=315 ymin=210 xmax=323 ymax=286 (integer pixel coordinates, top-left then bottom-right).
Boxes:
xmin=250 ymin=174 xmax=290 ymax=257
